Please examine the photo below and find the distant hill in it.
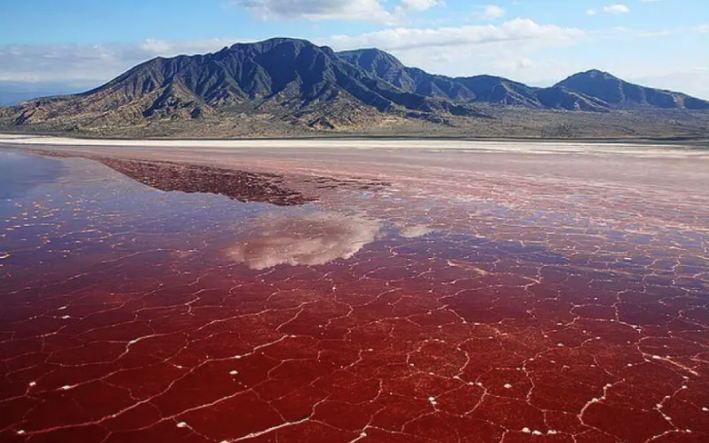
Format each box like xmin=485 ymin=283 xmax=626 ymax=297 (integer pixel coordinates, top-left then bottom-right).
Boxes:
xmin=555 ymin=70 xmax=709 ymax=110
xmin=1 ymin=38 xmax=708 ymax=138
xmin=0 ymin=82 xmax=87 ymax=107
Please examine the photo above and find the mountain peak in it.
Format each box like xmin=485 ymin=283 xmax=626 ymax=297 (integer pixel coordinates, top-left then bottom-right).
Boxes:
xmin=231 ymin=37 xmax=314 ymax=47
xmin=584 ymin=69 xmax=613 ymax=76
xmin=337 ymin=48 xmax=406 ymax=70
xmin=227 ymin=37 xmax=318 ymax=53
xmin=566 ymin=69 xmax=619 ymax=81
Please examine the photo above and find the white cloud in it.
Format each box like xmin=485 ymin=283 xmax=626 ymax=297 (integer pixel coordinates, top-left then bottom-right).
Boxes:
xmin=329 ymin=19 xmax=585 ymax=51
xmin=603 ymin=4 xmax=630 ymax=14
xmin=482 ymin=5 xmax=505 ymax=20
xmin=586 ymin=9 xmax=597 ymax=16
xmin=228 ymin=0 xmax=391 ymax=21
xmin=228 ymin=0 xmax=443 ymax=23
xmin=399 ymin=0 xmax=442 ymax=12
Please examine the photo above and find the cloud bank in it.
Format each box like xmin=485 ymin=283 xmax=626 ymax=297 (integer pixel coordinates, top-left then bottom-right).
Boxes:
xmin=226 ymin=0 xmax=443 ymax=22
xmin=229 ymin=0 xmax=390 ymax=21
xmin=0 ymin=38 xmax=240 ymax=83
xmin=328 ymin=18 xmax=585 ymax=51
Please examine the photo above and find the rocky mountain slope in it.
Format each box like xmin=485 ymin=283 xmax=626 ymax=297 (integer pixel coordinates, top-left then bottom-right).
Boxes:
xmin=1 ymin=38 xmax=708 ymax=137
xmin=338 ymin=49 xmax=610 ymax=112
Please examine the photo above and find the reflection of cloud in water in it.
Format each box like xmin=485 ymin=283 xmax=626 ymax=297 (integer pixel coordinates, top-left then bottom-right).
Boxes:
xmin=228 ymin=211 xmax=381 ymax=270
xmin=397 ymin=224 xmax=435 ymax=238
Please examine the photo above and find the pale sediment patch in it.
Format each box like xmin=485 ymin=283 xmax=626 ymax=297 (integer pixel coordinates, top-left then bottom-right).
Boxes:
xmin=447 ymin=259 xmax=490 ymax=276
xmin=397 ymin=224 xmax=435 ymax=238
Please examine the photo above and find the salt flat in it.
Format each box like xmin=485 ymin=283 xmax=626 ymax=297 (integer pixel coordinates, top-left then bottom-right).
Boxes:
xmin=1 ymin=133 xmax=707 ymax=158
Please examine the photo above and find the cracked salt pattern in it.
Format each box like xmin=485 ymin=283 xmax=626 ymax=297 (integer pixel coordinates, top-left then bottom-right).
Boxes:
xmin=0 ymin=147 xmax=708 ymax=443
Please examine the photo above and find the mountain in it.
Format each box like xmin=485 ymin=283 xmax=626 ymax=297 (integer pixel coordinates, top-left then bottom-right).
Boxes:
xmin=1 ymin=38 xmax=708 ymax=138
xmin=3 ymin=38 xmax=484 ymax=132
xmin=556 ymin=70 xmax=709 ymax=110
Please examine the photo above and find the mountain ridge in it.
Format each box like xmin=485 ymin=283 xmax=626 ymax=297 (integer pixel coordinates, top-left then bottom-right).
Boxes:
xmin=1 ymin=37 xmax=708 ymax=138
xmin=337 ymin=48 xmax=707 ymax=112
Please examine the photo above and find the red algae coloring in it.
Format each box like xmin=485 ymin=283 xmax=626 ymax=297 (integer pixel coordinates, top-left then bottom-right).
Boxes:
xmin=0 ymin=147 xmax=708 ymax=443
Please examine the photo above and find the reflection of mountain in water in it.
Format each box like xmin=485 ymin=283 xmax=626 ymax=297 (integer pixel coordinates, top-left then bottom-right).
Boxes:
xmin=100 ymin=158 xmax=313 ymax=206
xmin=228 ymin=211 xmax=382 ymax=269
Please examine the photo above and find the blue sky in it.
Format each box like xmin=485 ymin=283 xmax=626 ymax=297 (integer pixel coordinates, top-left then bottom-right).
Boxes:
xmin=1 ymin=0 xmax=708 ymax=98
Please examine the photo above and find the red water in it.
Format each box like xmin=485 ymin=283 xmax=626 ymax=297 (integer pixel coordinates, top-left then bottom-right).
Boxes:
xmin=0 ymin=151 xmax=707 ymax=443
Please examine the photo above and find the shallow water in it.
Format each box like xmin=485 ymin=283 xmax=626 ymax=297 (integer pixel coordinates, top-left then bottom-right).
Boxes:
xmin=0 ymin=149 xmax=707 ymax=443
xmin=0 ymin=150 xmax=64 ymax=201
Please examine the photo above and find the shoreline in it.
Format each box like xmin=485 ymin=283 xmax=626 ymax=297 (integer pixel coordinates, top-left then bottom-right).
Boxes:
xmin=1 ymin=134 xmax=708 ymax=160
xmin=1 ymin=132 xmax=707 ymax=145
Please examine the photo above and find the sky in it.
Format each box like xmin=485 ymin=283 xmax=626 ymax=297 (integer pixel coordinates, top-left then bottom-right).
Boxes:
xmin=1 ymin=0 xmax=708 ymax=99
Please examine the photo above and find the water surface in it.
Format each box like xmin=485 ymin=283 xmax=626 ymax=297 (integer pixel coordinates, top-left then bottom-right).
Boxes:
xmin=0 ymin=150 xmax=64 ymax=201
xmin=0 ymin=148 xmax=707 ymax=443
